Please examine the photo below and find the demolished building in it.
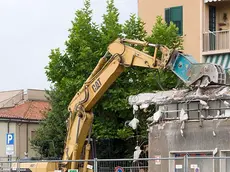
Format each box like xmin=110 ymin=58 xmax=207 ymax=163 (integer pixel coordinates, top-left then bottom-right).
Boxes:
xmin=128 ymin=85 xmax=230 ymax=172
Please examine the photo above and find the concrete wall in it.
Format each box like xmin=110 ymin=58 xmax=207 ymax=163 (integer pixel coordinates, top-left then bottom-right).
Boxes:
xmin=138 ymin=0 xmax=202 ymax=62
xmin=0 ymin=120 xmax=40 ymax=159
xmin=149 ymin=98 xmax=230 ymax=171
xmin=148 ymin=119 xmax=230 ymax=172
xmin=16 ymin=122 xmax=40 ymax=158
xmin=0 ymin=89 xmax=48 ymax=109
xmin=216 ymin=1 xmax=230 ymax=31
xmin=24 ymin=89 xmax=48 ymax=101
xmin=204 ymin=1 xmax=230 ymax=32
xmin=27 ymin=123 xmax=40 ymax=157
xmin=0 ymin=122 xmax=16 ymax=158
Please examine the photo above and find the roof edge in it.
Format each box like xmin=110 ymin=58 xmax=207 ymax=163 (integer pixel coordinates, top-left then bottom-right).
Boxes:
xmin=0 ymin=117 xmax=42 ymax=123
xmin=0 ymin=89 xmax=23 ymax=93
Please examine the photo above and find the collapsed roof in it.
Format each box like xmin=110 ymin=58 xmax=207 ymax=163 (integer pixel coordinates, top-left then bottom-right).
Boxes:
xmin=128 ymin=86 xmax=230 ymax=108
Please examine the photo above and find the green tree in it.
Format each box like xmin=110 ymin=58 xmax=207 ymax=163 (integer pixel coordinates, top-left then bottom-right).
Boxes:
xmin=92 ymin=14 xmax=148 ymax=139
xmin=91 ymin=0 xmax=136 ymax=158
xmin=31 ymin=88 xmax=68 ymax=158
xmin=147 ymin=16 xmax=184 ymax=51
xmin=31 ymin=1 xmax=184 ymax=158
xmin=31 ymin=0 xmax=102 ymax=158
xmin=146 ymin=16 xmax=184 ymax=90
xmin=94 ymin=16 xmax=184 ymax=157
xmin=93 ymin=14 xmax=151 ymax=158
xmin=101 ymin=0 xmax=122 ymax=48
xmin=123 ymin=13 xmax=147 ymax=40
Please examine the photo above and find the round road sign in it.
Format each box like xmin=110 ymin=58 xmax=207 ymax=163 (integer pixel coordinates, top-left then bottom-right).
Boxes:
xmin=194 ymin=167 xmax=200 ymax=172
xmin=114 ymin=166 xmax=124 ymax=172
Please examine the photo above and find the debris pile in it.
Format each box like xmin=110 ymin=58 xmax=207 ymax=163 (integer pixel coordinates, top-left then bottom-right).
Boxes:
xmin=128 ymin=117 xmax=139 ymax=130
xmin=127 ymin=86 xmax=230 ymax=133
xmin=128 ymin=86 xmax=230 ymax=108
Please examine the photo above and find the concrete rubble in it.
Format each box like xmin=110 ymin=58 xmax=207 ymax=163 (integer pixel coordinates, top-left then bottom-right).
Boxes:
xmin=128 ymin=117 xmax=139 ymax=130
xmin=128 ymin=86 xmax=230 ymax=108
xmin=128 ymin=85 xmax=230 ymax=128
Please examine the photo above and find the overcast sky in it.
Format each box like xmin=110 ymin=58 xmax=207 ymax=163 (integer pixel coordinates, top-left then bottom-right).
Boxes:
xmin=0 ymin=0 xmax=137 ymax=91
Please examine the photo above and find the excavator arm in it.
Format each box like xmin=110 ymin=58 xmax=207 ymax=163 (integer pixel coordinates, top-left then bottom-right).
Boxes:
xmin=12 ymin=38 xmax=226 ymax=172
xmin=61 ymin=38 xmax=226 ymax=172
xmin=61 ymin=38 xmax=171 ymax=171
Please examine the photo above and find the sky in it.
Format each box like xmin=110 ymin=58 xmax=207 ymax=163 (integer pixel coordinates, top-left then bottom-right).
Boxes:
xmin=0 ymin=0 xmax=137 ymax=91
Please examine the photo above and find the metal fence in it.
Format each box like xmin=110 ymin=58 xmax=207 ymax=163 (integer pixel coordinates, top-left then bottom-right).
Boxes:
xmin=0 ymin=157 xmax=17 ymax=172
xmin=203 ymin=30 xmax=230 ymax=52
xmin=1 ymin=156 xmax=230 ymax=172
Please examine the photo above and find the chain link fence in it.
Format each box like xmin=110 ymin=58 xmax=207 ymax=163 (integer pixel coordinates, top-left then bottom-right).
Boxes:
xmin=96 ymin=157 xmax=185 ymax=172
xmin=1 ymin=156 xmax=230 ymax=172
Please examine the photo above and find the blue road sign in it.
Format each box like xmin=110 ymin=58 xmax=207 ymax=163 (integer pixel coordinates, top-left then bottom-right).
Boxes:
xmin=6 ymin=133 xmax=14 ymax=145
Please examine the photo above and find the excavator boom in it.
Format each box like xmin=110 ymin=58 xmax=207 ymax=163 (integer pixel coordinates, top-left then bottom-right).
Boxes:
xmin=12 ymin=38 xmax=227 ymax=172
xmin=62 ymin=38 xmax=227 ymax=171
xmin=62 ymin=38 xmax=172 ymax=170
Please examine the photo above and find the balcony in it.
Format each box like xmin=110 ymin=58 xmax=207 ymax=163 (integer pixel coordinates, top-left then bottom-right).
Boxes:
xmin=203 ymin=30 xmax=230 ymax=54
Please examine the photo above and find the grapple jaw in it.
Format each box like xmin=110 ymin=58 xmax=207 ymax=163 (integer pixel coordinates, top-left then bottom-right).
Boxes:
xmin=189 ymin=64 xmax=226 ymax=88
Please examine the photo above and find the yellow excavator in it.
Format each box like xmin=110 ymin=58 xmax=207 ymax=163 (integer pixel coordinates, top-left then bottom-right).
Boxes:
xmin=11 ymin=38 xmax=226 ymax=172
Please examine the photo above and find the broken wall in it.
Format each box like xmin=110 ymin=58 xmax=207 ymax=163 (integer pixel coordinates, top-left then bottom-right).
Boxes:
xmin=128 ymin=86 xmax=230 ymax=172
xmin=149 ymin=119 xmax=230 ymax=172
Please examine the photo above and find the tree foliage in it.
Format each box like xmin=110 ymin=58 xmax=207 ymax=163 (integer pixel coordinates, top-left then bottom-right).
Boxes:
xmin=101 ymin=0 xmax=122 ymax=48
xmin=31 ymin=0 xmax=184 ymax=159
xmin=31 ymin=88 xmax=68 ymax=158
xmin=123 ymin=13 xmax=147 ymax=40
xmin=146 ymin=16 xmax=184 ymax=90
xmin=31 ymin=0 xmax=103 ymax=158
xmin=148 ymin=16 xmax=183 ymax=49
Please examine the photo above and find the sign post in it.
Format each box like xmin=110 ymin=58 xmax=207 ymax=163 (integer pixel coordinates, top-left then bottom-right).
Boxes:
xmin=6 ymin=133 xmax=14 ymax=156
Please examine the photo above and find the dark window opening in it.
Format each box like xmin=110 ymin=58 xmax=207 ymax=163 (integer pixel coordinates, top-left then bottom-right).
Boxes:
xmin=165 ymin=6 xmax=183 ymax=35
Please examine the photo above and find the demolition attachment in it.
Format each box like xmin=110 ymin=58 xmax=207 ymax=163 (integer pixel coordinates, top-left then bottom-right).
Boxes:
xmin=166 ymin=50 xmax=226 ymax=87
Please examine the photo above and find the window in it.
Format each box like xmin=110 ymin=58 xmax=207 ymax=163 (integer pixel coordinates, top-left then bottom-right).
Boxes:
xmin=165 ymin=6 xmax=183 ymax=35
xmin=220 ymin=151 xmax=230 ymax=172
xmin=31 ymin=131 xmax=36 ymax=139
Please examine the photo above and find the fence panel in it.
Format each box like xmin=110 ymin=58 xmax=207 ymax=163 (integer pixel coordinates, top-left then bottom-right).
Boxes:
xmin=203 ymin=30 xmax=230 ymax=52
xmin=0 ymin=157 xmax=16 ymax=172
xmin=97 ymin=157 xmax=185 ymax=172
xmin=97 ymin=159 xmax=148 ymax=172
xmin=187 ymin=156 xmax=213 ymax=172
xmin=1 ymin=156 xmax=230 ymax=172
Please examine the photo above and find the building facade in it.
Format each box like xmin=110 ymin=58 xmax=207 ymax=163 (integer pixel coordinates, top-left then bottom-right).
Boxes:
xmin=0 ymin=89 xmax=50 ymax=161
xmin=129 ymin=86 xmax=230 ymax=171
xmin=138 ymin=0 xmax=230 ymax=71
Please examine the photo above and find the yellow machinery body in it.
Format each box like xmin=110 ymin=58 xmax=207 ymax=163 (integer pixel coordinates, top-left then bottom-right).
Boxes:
xmin=12 ymin=38 xmax=226 ymax=172
xmin=11 ymin=162 xmax=58 ymax=172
